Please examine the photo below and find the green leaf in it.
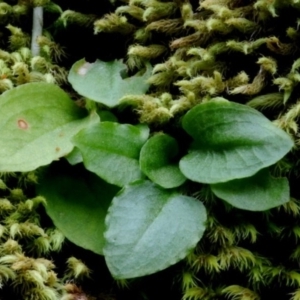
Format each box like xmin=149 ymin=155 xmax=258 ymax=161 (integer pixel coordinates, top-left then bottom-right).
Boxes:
xmin=97 ymin=110 xmax=118 ymax=122
xmin=64 ymin=147 xmax=83 ymax=165
xmin=140 ymin=134 xmax=186 ymax=188
xmin=72 ymin=122 xmax=149 ymax=187
xmin=104 ymin=180 xmax=207 ymax=279
xmin=0 ymin=82 xmax=98 ymax=172
xmin=210 ymin=169 xmax=289 ymax=211
xmin=37 ymin=162 xmax=119 ymax=254
xmin=68 ymin=59 xmax=152 ymax=107
xmin=180 ymin=100 xmax=294 ymax=184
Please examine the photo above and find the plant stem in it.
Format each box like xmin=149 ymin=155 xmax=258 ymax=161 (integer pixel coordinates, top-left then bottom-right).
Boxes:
xmin=31 ymin=7 xmax=43 ymax=56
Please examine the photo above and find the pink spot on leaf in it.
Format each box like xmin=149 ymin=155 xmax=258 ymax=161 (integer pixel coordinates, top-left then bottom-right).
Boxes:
xmin=77 ymin=62 xmax=93 ymax=76
xmin=17 ymin=119 xmax=28 ymax=130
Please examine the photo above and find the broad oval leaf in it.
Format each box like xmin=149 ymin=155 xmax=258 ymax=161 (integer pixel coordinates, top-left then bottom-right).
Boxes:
xmin=180 ymin=100 xmax=294 ymax=184
xmin=103 ymin=180 xmax=207 ymax=279
xmin=72 ymin=122 xmax=149 ymax=187
xmin=0 ymin=82 xmax=98 ymax=172
xmin=37 ymin=162 xmax=119 ymax=254
xmin=68 ymin=59 xmax=152 ymax=107
xmin=140 ymin=134 xmax=186 ymax=188
xmin=210 ymin=168 xmax=289 ymax=211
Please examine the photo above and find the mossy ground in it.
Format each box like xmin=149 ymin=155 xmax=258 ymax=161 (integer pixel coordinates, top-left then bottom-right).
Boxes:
xmin=1 ymin=0 xmax=300 ymax=299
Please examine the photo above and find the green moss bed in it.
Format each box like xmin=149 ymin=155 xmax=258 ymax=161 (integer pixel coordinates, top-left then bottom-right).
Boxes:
xmin=1 ymin=0 xmax=300 ymax=299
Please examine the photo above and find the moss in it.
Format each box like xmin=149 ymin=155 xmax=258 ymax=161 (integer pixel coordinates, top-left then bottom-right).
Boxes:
xmin=2 ymin=0 xmax=300 ymax=299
